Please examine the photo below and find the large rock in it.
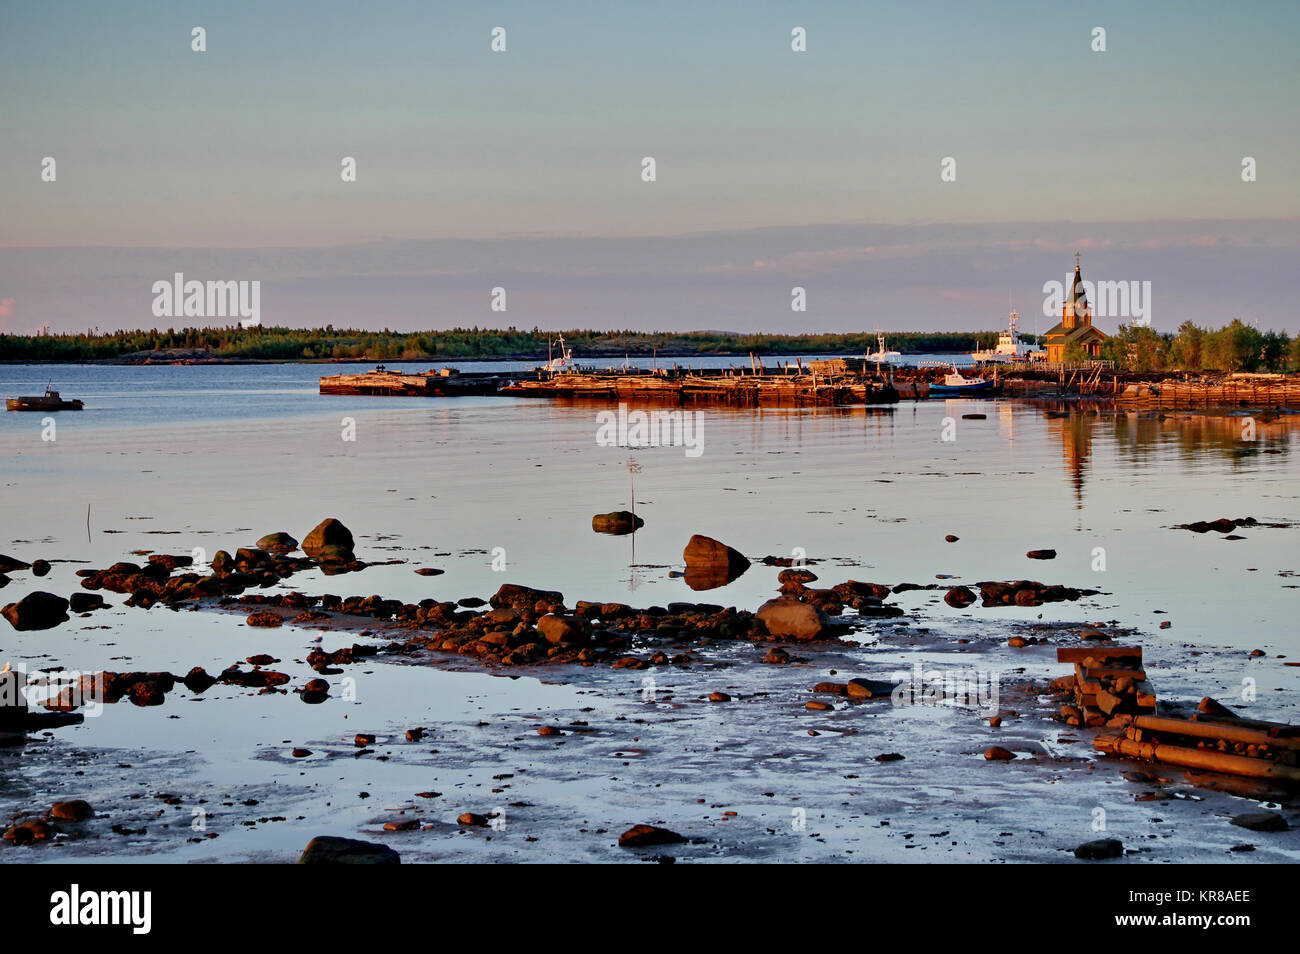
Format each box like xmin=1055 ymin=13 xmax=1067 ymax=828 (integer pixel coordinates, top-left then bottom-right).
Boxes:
xmin=683 ymin=534 xmax=749 ymax=590
xmin=536 ymin=614 xmax=583 ymax=644
xmin=298 ymin=835 xmax=401 ymax=864
xmin=1231 ymin=811 xmax=1288 ymax=832
xmin=490 ymin=583 xmax=564 ymax=611
xmin=256 ymin=532 xmax=299 ymax=553
xmin=1074 ymin=838 xmax=1123 ymax=860
xmin=0 ymin=556 xmax=30 ymax=573
xmin=2 ymin=592 xmax=70 ymax=631
xmin=684 ymin=535 xmax=748 ymax=572
xmin=591 ymin=511 xmax=644 ymax=535
xmin=302 ymin=519 xmax=355 ymax=561
xmin=756 ymin=598 xmax=828 ymax=641
xmin=618 ymin=824 xmax=686 ymax=848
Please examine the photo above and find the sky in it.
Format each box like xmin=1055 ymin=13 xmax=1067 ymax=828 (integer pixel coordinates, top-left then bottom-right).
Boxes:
xmin=1 ymin=0 xmax=1297 ymax=335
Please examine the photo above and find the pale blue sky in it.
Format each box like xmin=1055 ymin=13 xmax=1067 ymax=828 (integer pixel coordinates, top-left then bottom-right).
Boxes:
xmin=1 ymin=1 xmax=1296 ymax=332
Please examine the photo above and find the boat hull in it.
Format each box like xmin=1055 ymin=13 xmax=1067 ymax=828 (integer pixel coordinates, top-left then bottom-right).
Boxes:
xmin=6 ymin=398 xmax=84 ymax=411
xmin=929 ymin=381 xmax=996 ymax=396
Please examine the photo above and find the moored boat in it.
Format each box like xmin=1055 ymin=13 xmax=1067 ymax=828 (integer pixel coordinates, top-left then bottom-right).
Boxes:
xmin=5 ymin=387 xmax=84 ymax=411
xmin=971 ymin=309 xmax=1035 ymax=363
xmin=929 ymin=368 xmax=995 ymax=395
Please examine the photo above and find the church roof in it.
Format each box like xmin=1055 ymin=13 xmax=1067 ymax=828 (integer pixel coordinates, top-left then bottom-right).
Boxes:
xmin=1045 ymin=323 xmax=1108 ymax=342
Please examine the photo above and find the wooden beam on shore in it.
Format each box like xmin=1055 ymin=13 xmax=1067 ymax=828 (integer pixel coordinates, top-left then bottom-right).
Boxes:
xmin=1094 ymin=734 xmax=1300 ymax=781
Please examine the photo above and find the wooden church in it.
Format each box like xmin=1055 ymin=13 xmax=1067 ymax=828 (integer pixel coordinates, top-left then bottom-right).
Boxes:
xmin=1044 ymin=254 xmax=1108 ymax=362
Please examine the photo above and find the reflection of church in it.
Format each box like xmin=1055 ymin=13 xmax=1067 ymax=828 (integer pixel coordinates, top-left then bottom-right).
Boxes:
xmin=1044 ymin=254 xmax=1108 ymax=362
xmin=1045 ymin=411 xmax=1095 ymax=509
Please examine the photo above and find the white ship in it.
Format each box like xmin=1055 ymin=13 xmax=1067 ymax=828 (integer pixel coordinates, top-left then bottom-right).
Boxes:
xmin=867 ymin=330 xmax=902 ymax=364
xmin=971 ymin=309 xmax=1034 ymax=363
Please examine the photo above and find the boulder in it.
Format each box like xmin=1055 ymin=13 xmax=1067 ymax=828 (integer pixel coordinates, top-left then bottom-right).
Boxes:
xmin=1027 ymin=549 xmax=1057 ymax=560
xmin=256 ymin=532 xmax=299 ymax=553
xmin=944 ymin=585 xmax=976 ymax=608
xmin=683 ymin=535 xmax=750 ymax=590
xmin=68 ymin=593 xmax=106 ymax=613
xmin=536 ymin=614 xmax=582 ymax=644
xmin=298 ymin=835 xmax=400 ymax=864
xmin=2 ymin=592 xmax=70 ymax=631
xmin=490 ymin=583 xmax=564 ymax=610
xmin=31 ymin=560 xmax=51 ymax=577
xmin=756 ymin=598 xmax=828 ymax=641
xmin=50 ymin=800 xmax=94 ymax=821
xmin=591 ymin=511 xmax=644 ymax=535
xmin=1231 ymin=811 xmax=1288 ymax=832
xmin=618 ymin=824 xmax=686 ymax=848
xmin=684 ymin=534 xmax=748 ymax=573
xmin=1074 ymin=838 xmax=1123 ymax=860
xmin=302 ymin=519 xmax=355 ymax=561
xmin=0 ymin=556 xmax=31 ymax=573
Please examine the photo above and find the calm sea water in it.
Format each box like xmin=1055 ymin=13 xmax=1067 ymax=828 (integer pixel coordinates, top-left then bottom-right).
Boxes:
xmin=2 ymin=361 xmax=1298 ymax=861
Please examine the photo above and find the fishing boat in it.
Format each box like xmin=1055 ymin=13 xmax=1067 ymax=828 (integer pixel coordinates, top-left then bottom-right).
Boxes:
xmin=866 ymin=330 xmax=902 ymax=364
xmin=971 ymin=309 xmax=1033 ymax=363
xmin=5 ymin=387 xmax=84 ymax=411
xmin=929 ymin=367 xmax=995 ymax=395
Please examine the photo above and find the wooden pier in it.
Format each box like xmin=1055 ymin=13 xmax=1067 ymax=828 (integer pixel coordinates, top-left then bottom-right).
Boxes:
xmin=319 ymin=367 xmax=510 ymax=397
xmin=502 ymin=361 xmax=900 ymax=405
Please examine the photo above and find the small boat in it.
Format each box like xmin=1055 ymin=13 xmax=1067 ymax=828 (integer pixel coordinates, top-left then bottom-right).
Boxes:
xmin=5 ymin=387 xmax=84 ymax=411
xmin=866 ymin=330 xmax=902 ymax=364
xmin=929 ymin=368 xmax=995 ymax=395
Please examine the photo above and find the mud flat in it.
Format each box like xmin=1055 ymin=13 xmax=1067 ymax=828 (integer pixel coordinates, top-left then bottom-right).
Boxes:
xmin=3 ymin=524 xmax=1297 ymax=863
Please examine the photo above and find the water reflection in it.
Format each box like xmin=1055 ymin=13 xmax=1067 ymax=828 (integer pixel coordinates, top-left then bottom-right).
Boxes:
xmin=1042 ymin=406 xmax=1295 ymax=508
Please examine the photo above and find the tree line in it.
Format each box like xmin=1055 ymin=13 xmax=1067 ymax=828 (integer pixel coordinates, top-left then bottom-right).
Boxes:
xmin=0 ymin=326 xmax=999 ymax=362
xmin=3 ymin=321 xmax=1298 ymax=371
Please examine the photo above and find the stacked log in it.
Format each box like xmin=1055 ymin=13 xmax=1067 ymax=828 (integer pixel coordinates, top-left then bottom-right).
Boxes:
xmin=1055 ymin=647 xmax=1154 ymax=728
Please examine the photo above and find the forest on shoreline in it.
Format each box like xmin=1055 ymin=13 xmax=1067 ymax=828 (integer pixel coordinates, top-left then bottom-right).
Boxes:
xmin=2 ymin=320 xmax=1297 ymax=372
xmin=0 ymin=327 xmax=996 ymax=363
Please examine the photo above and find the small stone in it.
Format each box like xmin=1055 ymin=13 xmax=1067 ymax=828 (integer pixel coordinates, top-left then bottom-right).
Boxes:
xmin=1026 ymin=549 xmax=1057 ymax=560
xmin=805 ymin=700 xmax=833 ymax=711
xmin=708 ymin=691 xmax=731 ymax=703
xmin=537 ymin=725 xmax=562 ymax=736
xmin=984 ymin=746 xmax=1015 ymax=761
xmin=1074 ymin=838 xmax=1123 ymax=860
xmin=458 ymin=812 xmax=490 ymax=827
xmin=989 ymin=716 xmax=1002 ymax=727
xmin=944 ymin=534 xmax=959 ymax=543
xmin=354 ymin=733 xmax=376 ymax=746
xmin=291 ymin=748 xmax=311 ymax=758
